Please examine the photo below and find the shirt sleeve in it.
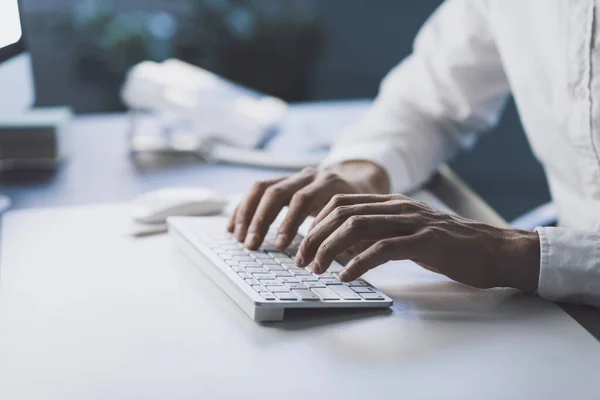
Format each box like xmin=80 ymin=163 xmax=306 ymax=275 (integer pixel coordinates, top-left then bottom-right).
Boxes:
xmin=535 ymin=227 xmax=600 ymax=307
xmin=320 ymin=0 xmax=511 ymax=193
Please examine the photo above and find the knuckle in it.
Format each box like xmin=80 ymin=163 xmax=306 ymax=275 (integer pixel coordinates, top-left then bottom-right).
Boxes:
xmin=391 ymin=194 xmax=409 ymax=201
xmin=345 ymin=215 xmax=365 ymax=230
xmin=252 ymin=180 xmax=270 ymax=192
xmin=325 ymin=172 xmax=344 ymax=184
xmin=394 ymin=200 xmax=418 ymax=213
xmin=291 ymin=191 xmax=310 ymax=205
xmin=330 ymin=193 xmax=347 ymax=206
xmin=264 ymin=185 xmax=285 ymax=198
xmin=319 ymin=170 xmax=338 ymax=180
xmin=375 ymin=239 xmax=394 ymax=253
xmin=332 ymin=205 xmax=351 ymax=221
xmin=302 ymin=234 xmax=312 ymax=247
xmin=421 ymin=226 xmax=440 ymax=241
xmin=301 ymin=167 xmax=317 ymax=176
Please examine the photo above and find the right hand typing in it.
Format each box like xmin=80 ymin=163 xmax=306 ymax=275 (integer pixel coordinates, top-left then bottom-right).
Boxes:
xmin=227 ymin=162 xmax=390 ymax=251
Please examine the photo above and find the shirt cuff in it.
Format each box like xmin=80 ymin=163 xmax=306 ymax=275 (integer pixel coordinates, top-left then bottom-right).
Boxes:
xmin=535 ymin=227 xmax=600 ymax=306
xmin=319 ymin=142 xmax=417 ymax=194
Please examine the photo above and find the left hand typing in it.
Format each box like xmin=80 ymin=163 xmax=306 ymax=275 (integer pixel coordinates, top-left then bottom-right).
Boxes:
xmin=294 ymin=194 xmax=541 ymax=292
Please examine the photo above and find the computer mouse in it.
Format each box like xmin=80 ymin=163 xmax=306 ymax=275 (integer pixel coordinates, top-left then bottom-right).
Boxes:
xmin=132 ymin=187 xmax=228 ymax=224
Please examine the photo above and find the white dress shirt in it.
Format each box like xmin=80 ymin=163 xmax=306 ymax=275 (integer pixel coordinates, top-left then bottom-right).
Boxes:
xmin=320 ymin=0 xmax=600 ymax=307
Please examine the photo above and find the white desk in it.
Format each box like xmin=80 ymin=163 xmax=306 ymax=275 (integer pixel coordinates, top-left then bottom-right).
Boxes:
xmin=0 ymin=204 xmax=598 ymax=399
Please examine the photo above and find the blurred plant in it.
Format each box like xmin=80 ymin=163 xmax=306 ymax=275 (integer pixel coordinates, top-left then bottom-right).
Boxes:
xmin=54 ymin=0 xmax=323 ymax=111
xmin=54 ymin=0 xmax=178 ymax=109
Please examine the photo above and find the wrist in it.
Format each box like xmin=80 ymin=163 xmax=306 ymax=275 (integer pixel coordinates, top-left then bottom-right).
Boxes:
xmin=328 ymin=161 xmax=390 ymax=194
xmin=497 ymin=229 xmax=541 ymax=292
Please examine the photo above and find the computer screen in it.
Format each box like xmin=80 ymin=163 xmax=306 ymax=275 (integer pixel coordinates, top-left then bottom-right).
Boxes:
xmin=0 ymin=0 xmax=24 ymax=62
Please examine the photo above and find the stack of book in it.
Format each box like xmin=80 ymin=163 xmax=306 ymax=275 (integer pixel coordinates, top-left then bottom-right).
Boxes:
xmin=0 ymin=106 xmax=71 ymax=171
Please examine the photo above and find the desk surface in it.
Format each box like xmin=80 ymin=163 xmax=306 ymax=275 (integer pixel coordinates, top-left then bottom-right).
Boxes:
xmin=0 ymin=203 xmax=599 ymax=399
xmin=0 ymin=105 xmax=599 ymax=397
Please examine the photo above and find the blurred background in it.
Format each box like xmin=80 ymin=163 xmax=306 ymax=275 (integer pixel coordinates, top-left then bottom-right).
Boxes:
xmin=17 ymin=0 xmax=550 ymax=220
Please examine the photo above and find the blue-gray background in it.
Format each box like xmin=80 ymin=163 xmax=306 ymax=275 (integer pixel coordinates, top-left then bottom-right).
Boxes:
xmin=19 ymin=0 xmax=551 ymax=220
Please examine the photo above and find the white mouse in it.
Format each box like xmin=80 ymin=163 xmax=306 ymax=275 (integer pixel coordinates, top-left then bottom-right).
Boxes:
xmin=132 ymin=187 xmax=228 ymax=224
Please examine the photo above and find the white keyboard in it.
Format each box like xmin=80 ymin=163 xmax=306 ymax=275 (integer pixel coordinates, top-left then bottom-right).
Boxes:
xmin=168 ymin=216 xmax=393 ymax=321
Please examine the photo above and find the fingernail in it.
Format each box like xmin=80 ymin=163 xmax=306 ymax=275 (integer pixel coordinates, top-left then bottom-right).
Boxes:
xmin=234 ymin=224 xmax=245 ymax=241
xmin=312 ymin=262 xmax=321 ymax=274
xmin=295 ymin=255 xmax=304 ymax=266
xmin=245 ymin=233 xmax=258 ymax=248
xmin=275 ymin=234 xmax=287 ymax=249
xmin=338 ymin=271 xmax=348 ymax=281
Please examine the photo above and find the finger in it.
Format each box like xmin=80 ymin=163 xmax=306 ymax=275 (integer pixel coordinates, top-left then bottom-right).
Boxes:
xmin=233 ymin=178 xmax=282 ymax=242
xmin=313 ymin=215 xmax=416 ymax=274
xmin=245 ymin=168 xmax=317 ymax=249
xmin=297 ymin=200 xmax=419 ymax=268
xmin=348 ymin=240 xmax=375 ymax=254
xmin=274 ymin=180 xmax=334 ymax=249
xmin=338 ymin=234 xmax=423 ymax=282
xmin=227 ymin=204 xmax=240 ymax=232
xmin=309 ymin=193 xmax=405 ymax=231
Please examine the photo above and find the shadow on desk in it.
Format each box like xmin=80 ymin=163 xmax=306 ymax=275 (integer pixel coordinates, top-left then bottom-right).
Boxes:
xmin=263 ymin=307 xmax=393 ymax=331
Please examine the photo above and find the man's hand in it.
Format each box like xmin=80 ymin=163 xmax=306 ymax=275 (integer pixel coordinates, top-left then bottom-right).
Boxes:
xmin=227 ymin=161 xmax=389 ymax=250
xmin=295 ymin=194 xmax=541 ymax=292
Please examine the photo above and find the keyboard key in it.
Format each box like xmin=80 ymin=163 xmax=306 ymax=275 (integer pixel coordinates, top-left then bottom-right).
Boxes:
xmin=284 ymin=282 xmax=306 ymax=290
xmin=304 ymin=281 xmax=325 ymax=289
xmin=347 ymin=281 xmax=367 ymax=287
xmin=225 ymin=260 xmax=239 ymax=266
xmin=267 ymin=252 xmax=287 ymax=258
xmin=266 ymin=285 xmax=290 ymax=293
xmin=329 ymin=285 xmax=362 ymax=300
xmin=260 ymin=292 xmax=277 ymax=301
xmin=261 ymin=246 xmax=279 ymax=253
xmin=237 ymin=272 xmax=252 ymax=279
xmin=253 ymin=273 xmax=273 ymax=280
xmin=262 ymin=264 xmax=285 ymax=271
xmin=311 ymin=288 xmax=340 ymax=300
xmin=246 ymin=267 xmax=267 ymax=273
xmin=287 ymin=267 xmax=311 ymax=275
xmin=259 ymin=279 xmax=280 ymax=286
xmin=274 ymin=292 xmax=298 ymax=301
xmin=244 ymin=278 xmax=260 ymax=286
xmin=251 ymin=253 xmax=272 ymax=259
xmin=278 ymin=277 xmax=300 ymax=283
xmin=240 ymin=262 xmax=261 ymax=267
xmin=319 ymin=277 xmax=342 ymax=285
xmin=297 ymin=276 xmax=318 ymax=282
xmin=274 ymin=257 xmax=294 ymax=264
xmin=251 ymin=285 xmax=268 ymax=293
xmin=234 ymin=256 xmax=254 ymax=262
xmin=259 ymin=259 xmax=279 ymax=265
xmin=231 ymin=267 xmax=246 ymax=272
xmin=292 ymin=289 xmax=319 ymax=301
xmin=271 ymin=271 xmax=292 ymax=277
xmin=351 ymin=286 xmax=375 ymax=293
xmin=360 ymin=292 xmax=385 ymax=300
